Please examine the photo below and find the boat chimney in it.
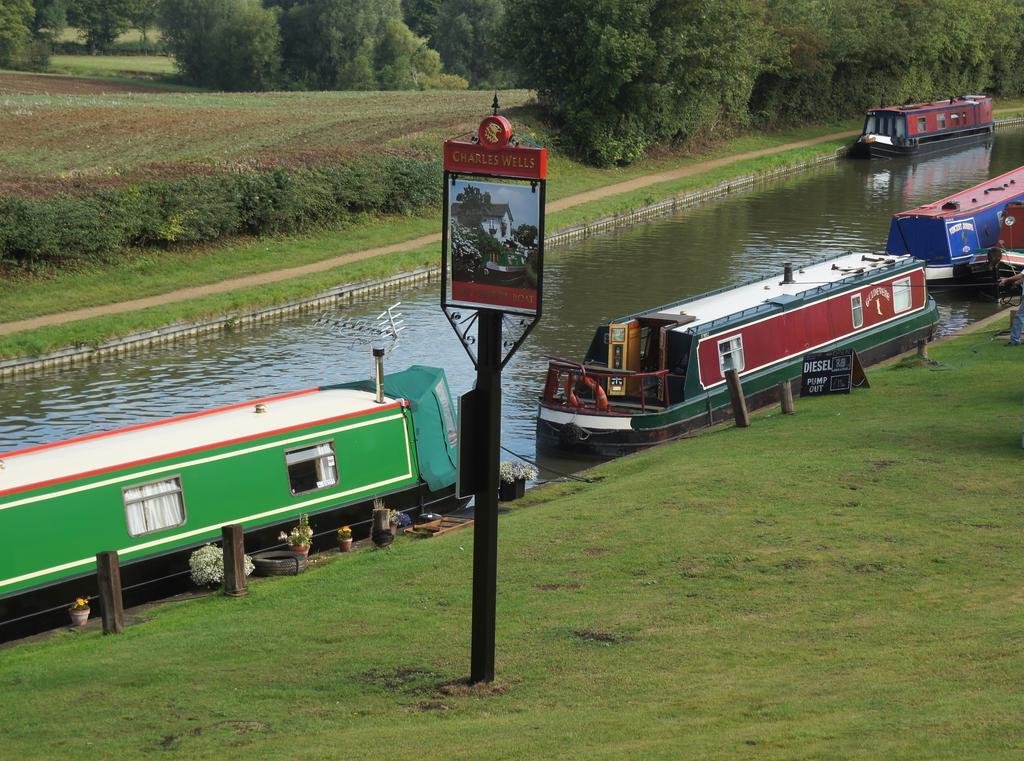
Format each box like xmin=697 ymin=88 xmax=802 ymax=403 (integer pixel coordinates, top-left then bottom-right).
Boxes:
xmin=783 ymin=262 xmax=794 ymax=284
xmin=373 ymin=345 xmax=386 ymax=404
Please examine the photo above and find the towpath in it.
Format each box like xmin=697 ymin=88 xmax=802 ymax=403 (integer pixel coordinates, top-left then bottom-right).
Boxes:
xmin=0 ymin=127 xmax=882 ymax=338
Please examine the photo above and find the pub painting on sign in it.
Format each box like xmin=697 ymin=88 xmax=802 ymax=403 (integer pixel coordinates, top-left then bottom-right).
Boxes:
xmin=447 ymin=178 xmax=541 ymax=314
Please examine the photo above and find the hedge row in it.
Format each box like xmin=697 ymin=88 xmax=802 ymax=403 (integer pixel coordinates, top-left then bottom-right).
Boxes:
xmin=0 ymin=156 xmax=441 ymax=268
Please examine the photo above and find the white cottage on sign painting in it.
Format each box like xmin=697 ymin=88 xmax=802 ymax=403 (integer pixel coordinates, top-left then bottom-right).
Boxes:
xmin=480 ymin=203 xmax=514 ymax=243
xmin=451 ymin=199 xmax=514 ymax=244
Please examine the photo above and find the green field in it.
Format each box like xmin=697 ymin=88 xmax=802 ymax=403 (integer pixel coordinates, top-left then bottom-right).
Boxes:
xmin=48 ymin=54 xmax=176 ymax=78
xmin=1 ymin=323 xmax=1021 ymax=759
xmin=57 ymin=27 xmax=163 ymax=46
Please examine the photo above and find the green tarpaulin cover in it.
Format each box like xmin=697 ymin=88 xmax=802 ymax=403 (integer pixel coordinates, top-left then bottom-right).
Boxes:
xmin=334 ymin=366 xmax=458 ymax=493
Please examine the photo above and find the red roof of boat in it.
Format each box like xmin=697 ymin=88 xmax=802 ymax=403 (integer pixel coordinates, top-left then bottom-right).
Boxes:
xmin=893 ymin=165 xmax=1024 ymax=220
xmin=868 ymin=95 xmax=991 ymax=115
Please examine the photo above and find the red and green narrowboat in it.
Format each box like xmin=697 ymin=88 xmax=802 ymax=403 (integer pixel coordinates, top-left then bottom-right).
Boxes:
xmin=852 ymin=95 xmax=994 ymax=159
xmin=0 ymin=365 xmax=460 ymax=637
xmin=537 ymin=253 xmax=938 ymax=458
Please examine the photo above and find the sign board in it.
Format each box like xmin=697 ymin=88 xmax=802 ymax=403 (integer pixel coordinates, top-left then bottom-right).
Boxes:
xmin=445 ymin=177 xmax=543 ymax=314
xmin=799 ymin=349 xmax=869 ymax=396
xmin=442 ymin=115 xmax=546 ymax=318
xmin=443 ymin=115 xmax=547 ymax=180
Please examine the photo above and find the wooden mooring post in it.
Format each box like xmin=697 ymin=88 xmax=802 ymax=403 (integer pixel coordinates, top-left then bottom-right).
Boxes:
xmin=724 ymin=369 xmax=750 ymax=428
xmin=779 ymin=380 xmax=795 ymax=415
xmin=96 ymin=551 xmax=125 ymax=635
xmin=916 ymin=339 xmax=928 ymax=360
xmin=222 ymin=524 xmax=248 ymax=597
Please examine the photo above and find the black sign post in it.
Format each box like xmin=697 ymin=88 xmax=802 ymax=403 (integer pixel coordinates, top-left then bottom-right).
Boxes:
xmin=469 ymin=311 xmax=501 ymax=683
xmin=441 ymin=102 xmax=547 ymax=684
xmin=800 ymin=349 xmax=869 ymax=396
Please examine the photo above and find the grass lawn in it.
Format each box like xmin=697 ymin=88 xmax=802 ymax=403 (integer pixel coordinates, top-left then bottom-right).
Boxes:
xmin=1 ymin=324 xmax=1021 ymax=759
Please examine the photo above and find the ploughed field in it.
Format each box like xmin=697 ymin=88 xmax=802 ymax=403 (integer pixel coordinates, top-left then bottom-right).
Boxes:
xmin=0 ymin=71 xmax=178 ymax=96
xmin=0 ymin=83 xmax=533 ymax=197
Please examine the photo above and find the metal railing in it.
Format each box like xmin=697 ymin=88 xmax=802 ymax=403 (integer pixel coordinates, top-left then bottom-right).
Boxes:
xmin=542 ymin=358 xmax=671 ymax=413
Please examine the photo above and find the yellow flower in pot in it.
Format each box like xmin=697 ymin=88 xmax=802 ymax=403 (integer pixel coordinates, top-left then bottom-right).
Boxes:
xmin=69 ymin=597 xmax=90 ymax=627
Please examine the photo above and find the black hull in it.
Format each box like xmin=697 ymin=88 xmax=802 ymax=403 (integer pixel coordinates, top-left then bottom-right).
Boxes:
xmin=0 ymin=483 xmax=464 ymax=643
xmin=852 ymin=127 xmax=994 ymax=159
xmin=537 ymin=325 xmax=935 ymax=459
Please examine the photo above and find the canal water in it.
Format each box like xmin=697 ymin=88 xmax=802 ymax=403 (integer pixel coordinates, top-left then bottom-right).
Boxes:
xmin=3 ymin=128 xmax=1023 ymax=476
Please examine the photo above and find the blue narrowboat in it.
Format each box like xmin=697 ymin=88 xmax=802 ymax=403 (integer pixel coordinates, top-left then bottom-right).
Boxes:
xmin=885 ymin=165 xmax=1024 ymax=281
xmin=852 ymin=95 xmax=994 ymax=159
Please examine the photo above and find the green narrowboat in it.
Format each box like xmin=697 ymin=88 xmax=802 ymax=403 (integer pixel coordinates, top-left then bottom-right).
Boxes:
xmin=0 ymin=365 xmax=461 ymax=638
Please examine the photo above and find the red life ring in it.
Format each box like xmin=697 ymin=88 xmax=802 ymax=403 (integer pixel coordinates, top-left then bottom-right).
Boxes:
xmin=580 ymin=375 xmax=609 ymax=412
xmin=565 ymin=372 xmax=581 ymax=408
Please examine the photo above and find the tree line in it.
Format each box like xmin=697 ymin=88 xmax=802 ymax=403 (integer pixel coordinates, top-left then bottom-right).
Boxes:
xmin=3 ymin=0 xmax=1024 ymax=166
xmin=0 ymin=0 xmax=511 ymax=90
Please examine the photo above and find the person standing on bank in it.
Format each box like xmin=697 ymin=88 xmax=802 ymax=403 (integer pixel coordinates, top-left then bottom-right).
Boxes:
xmin=998 ymin=271 xmax=1024 ymax=345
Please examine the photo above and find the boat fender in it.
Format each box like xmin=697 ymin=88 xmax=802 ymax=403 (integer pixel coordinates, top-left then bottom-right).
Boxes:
xmin=560 ymin=422 xmax=590 ymax=446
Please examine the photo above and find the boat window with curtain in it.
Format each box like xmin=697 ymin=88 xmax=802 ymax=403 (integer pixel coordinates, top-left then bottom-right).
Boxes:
xmin=123 ymin=476 xmax=186 ymax=537
xmin=717 ymin=336 xmax=745 ymax=374
xmin=285 ymin=441 xmax=338 ymax=494
xmin=851 ymin=294 xmax=864 ymax=328
xmin=893 ymin=279 xmax=912 ymax=313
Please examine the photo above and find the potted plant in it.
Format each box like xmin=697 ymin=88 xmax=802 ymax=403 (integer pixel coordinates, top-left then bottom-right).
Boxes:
xmin=338 ymin=525 xmax=353 ymax=552
xmin=389 ymin=509 xmax=412 ymax=536
xmin=68 ymin=597 xmax=90 ymax=627
xmin=498 ymin=460 xmax=538 ymax=501
xmin=279 ymin=513 xmax=314 ymax=556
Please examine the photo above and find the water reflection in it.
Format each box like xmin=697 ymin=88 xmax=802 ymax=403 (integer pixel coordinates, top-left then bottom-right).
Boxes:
xmin=2 ymin=129 xmax=1023 ymax=470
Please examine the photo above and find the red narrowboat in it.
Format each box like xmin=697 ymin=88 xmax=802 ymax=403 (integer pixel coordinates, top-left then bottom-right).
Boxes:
xmin=853 ymin=95 xmax=994 ymax=159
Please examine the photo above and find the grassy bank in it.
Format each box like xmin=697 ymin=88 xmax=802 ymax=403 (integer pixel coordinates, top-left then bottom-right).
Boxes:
xmin=2 ymin=323 xmax=1021 ymax=759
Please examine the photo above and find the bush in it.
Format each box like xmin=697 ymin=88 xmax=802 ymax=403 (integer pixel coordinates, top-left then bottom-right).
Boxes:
xmin=0 ymin=156 xmax=442 ymax=268
xmin=189 ymin=544 xmax=255 ymax=587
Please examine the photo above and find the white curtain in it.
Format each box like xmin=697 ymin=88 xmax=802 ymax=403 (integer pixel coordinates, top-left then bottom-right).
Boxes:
xmin=125 ymin=478 xmax=184 ymax=535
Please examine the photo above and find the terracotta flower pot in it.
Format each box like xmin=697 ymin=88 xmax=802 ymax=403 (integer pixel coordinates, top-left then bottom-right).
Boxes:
xmin=69 ymin=608 xmax=90 ymax=626
xmin=339 ymin=537 xmax=353 ymax=553
xmin=289 ymin=545 xmax=309 ymax=557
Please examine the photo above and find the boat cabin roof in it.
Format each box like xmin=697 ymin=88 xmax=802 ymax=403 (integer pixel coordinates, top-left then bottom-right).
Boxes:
xmin=0 ymin=387 xmax=399 ymax=495
xmin=868 ymin=95 xmax=990 ymax=116
xmin=628 ymin=252 xmax=916 ymax=336
xmin=893 ymin=165 xmax=1024 ymax=220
